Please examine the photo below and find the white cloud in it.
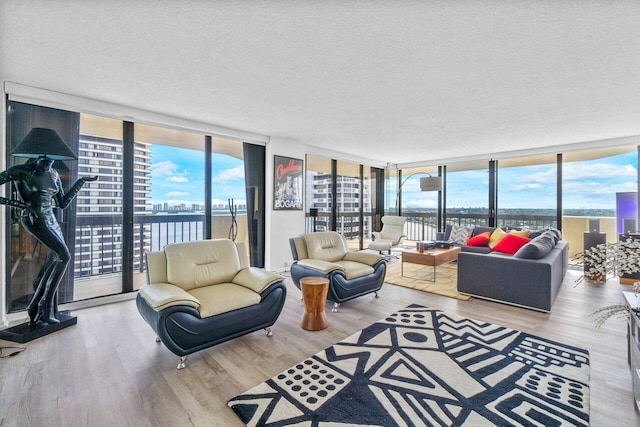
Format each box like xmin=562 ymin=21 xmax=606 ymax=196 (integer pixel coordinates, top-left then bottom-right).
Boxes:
xmin=151 ymin=160 xmax=189 ymax=182
xmin=167 ymin=176 xmax=189 ymax=183
xmin=213 ymin=166 xmax=245 ymax=183
xmin=508 ymin=183 xmax=543 ymax=191
xmin=151 ymin=160 xmax=178 ymax=177
xmin=564 ymin=162 xmax=636 ymax=180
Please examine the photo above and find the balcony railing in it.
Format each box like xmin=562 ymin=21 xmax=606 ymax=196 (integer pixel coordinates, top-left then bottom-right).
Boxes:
xmin=305 ymin=211 xmax=557 ymax=242
xmin=75 ymin=211 xmax=559 ymax=279
xmin=74 ymin=213 xmax=205 ymax=278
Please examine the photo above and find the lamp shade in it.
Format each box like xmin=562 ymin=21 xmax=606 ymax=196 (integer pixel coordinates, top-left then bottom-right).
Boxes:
xmin=419 ymin=176 xmax=442 ymax=191
xmin=11 ymin=128 xmax=77 ymax=160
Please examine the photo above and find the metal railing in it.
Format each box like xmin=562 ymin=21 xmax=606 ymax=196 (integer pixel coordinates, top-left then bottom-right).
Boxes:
xmin=305 ymin=211 xmax=558 ymax=243
xmin=74 ymin=214 xmax=205 ymax=278
xmin=73 ymin=210 xmax=558 ymax=279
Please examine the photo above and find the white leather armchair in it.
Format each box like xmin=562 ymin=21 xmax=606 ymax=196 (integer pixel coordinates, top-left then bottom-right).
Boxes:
xmin=136 ymin=239 xmax=286 ymax=369
xmin=369 ymin=215 xmax=407 ymax=256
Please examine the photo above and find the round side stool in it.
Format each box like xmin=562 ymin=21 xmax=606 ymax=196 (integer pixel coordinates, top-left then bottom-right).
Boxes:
xmin=300 ymin=277 xmax=329 ymax=331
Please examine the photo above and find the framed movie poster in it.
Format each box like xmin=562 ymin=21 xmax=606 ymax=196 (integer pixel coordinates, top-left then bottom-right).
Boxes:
xmin=274 ymin=155 xmax=303 ymax=210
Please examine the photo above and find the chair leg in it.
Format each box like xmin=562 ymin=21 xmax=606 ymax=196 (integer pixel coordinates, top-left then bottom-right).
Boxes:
xmin=264 ymin=327 xmax=273 ymax=337
xmin=332 ymin=302 xmax=340 ymax=313
xmin=177 ymin=356 xmax=187 ymax=370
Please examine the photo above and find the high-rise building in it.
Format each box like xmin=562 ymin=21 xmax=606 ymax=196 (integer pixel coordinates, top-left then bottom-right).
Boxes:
xmin=74 ymin=135 xmax=152 ymax=277
xmin=306 ymin=172 xmax=372 ymax=237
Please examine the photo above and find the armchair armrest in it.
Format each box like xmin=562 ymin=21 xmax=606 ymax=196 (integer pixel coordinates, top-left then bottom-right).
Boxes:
xmin=371 ymin=232 xmax=382 ymax=241
xmin=297 ymin=259 xmax=345 ymax=274
xmin=138 ymin=283 xmax=200 ymax=312
xmin=233 ymin=267 xmax=284 ymax=294
xmin=343 ymin=251 xmax=384 ymax=266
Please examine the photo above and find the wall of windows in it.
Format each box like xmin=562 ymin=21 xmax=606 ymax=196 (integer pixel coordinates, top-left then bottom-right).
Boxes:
xmin=305 ymin=154 xmax=379 ymax=250
xmin=4 ymin=102 xmax=254 ymax=314
xmin=395 ymin=145 xmax=639 ymax=256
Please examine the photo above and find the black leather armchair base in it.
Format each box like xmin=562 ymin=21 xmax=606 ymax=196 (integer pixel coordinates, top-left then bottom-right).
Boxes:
xmin=136 ymin=282 xmax=286 ymax=358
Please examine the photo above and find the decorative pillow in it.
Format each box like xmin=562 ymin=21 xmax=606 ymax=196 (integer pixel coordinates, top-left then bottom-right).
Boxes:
xmin=509 ymin=229 xmax=530 ymax=238
xmin=513 ymin=234 xmax=556 ymax=259
xmin=488 ymin=228 xmax=507 ymax=249
xmin=449 ymin=224 xmax=472 ymax=244
xmin=492 ymin=233 xmax=531 ymax=255
xmin=466 ymin=231 xmax=491 ymax=247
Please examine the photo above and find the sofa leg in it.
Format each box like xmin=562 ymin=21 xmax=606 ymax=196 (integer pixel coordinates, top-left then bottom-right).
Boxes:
xmin=155 ymin=337 xmax=161 ymax=343
xmin=177 ymin=356 xmax=187 ymax=370
xmin=264 ymin=327 xmax=273 ymax=337
xmin=332 ymin=302 xmax=340 ymax=313
xmin=375 ymin=292 xmax=380 ymax=299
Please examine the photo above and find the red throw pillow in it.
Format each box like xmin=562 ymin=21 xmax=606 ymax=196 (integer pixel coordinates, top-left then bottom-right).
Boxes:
xmin=492 ymin=233 xmax=531 ymax=255
xmin=466 ymin=231 xmax=491 ymax=247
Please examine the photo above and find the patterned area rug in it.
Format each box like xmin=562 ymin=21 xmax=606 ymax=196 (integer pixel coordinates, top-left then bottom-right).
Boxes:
xmin=228 ymin=305 xmax=590 ymax=426
xmin=384 ymin=261 xmax=471 ymax=301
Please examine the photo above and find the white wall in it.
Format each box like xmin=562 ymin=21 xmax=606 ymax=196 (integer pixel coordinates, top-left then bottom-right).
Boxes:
xmin=265 ymin=137 xmax=306 ymax=272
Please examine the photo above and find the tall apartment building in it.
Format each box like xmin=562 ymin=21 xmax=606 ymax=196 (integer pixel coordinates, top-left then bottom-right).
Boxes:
xmin=306 ymin=172 xmax=372 ymax=237
xmin=74 ymin=135 xmax=152 ymax=277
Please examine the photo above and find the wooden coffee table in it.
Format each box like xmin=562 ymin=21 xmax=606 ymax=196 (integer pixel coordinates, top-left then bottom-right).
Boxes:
xmin=401 ymin=246 xmax=461 ymax=281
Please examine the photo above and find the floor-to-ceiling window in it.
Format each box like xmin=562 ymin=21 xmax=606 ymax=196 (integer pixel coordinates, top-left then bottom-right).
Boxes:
xmin=73 ymin=114 xmax=125 ymax=300
xmin=336 ymin=160 xmax=361 ymax=247
xmin=563 ymin=146 xmax=638 ymax=256
xmin=398 ymin=166 xmax=439 ymax=241
xmin=445 ymin=161 xmax=490 ymax=227
xmin=211 ymin=137 xmax=248 ymax=249
xmin=306 ymin=155 xmax=333 ymax=233
xmin=4 ymin=99 xmax=257 ymax=313
xmin=496 ymin=154 xmax=558 ymax=230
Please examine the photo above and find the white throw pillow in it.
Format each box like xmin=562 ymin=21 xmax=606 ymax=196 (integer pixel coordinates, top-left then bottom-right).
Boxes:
xmin=449 ymin=224 xmax=472 ymax=244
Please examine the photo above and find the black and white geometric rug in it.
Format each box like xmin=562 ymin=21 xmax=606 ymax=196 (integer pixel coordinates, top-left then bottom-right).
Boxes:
xmin=228 ymin=304 xmax=590 ymax=426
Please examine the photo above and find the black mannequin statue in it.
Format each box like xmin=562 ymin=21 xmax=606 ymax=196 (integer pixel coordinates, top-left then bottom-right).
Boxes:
xmin=0 ymin=155 xmax=97 ymax=325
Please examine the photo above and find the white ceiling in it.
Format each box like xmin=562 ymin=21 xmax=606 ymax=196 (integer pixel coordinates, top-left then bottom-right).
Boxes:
xmin=2 ymin=1 xmax=640 ymax=166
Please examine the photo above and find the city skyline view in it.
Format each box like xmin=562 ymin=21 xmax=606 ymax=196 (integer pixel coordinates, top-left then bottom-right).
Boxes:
xmin=150 ymin=144 xmax=247 ymax=210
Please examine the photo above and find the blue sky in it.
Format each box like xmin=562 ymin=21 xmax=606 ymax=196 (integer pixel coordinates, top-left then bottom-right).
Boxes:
xmin=150 ymin=144 xmax=246 ymax=207
xmin=149 ymin=144 xmax=637 ymax=211
xmin=401 ymin=151 xmax=638 ymax=210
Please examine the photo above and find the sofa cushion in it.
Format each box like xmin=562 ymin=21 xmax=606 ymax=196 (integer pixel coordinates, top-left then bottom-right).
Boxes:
xmin=492 ymin=233 xmax=531 ymax=255
xmin=303 ymin=232 xmax=348 ymax=262
xmin=514 ymin=234 xmax=556 ymax=259
xmin=467 ymin=231 xmax=491 ymax=247
xmin=471 ymin=226 xmax=495 ymax=237
xmin=335 ymin=260 xmax=375 ymax=280
xmin=189 ymin=283 xmax=261 ymax=318
xmin=488 ymin=228 xmax=507 ymax=249
xmin=544 ymin=229 xmax=562 ymax=243
xmin=449 ymin=224 xmax=473 ymax=244
xmin=165 ymin=239 xmax=241 ymax=291
xmin=509 ymin=229 xmax=530 ymax=238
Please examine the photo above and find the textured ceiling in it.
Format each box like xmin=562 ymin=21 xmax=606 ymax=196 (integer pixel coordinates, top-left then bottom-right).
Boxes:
xmin=2 ymin=1 xmax=640 ymax=166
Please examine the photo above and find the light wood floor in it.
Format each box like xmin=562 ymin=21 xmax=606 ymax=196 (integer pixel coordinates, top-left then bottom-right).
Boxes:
xmin=1 ymin=268 xmax=639 ymax=426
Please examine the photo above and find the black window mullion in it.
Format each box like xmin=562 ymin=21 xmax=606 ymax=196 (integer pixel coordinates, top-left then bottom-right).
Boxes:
xmin=122 ymin=121 xmax=134 ymax=293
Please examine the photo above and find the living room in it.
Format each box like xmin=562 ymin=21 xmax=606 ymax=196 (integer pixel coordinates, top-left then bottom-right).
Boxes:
xmin=1 ymin=2 xmax=640 ymax=426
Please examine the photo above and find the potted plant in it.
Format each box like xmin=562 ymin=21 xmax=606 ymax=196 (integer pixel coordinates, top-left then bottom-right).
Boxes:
xmin=577 ymin=237 xmax=640 ymax=327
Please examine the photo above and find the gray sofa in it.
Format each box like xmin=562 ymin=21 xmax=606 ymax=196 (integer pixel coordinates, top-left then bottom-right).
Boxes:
xmin=441 ymin=226 xmax=569 ymax=312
